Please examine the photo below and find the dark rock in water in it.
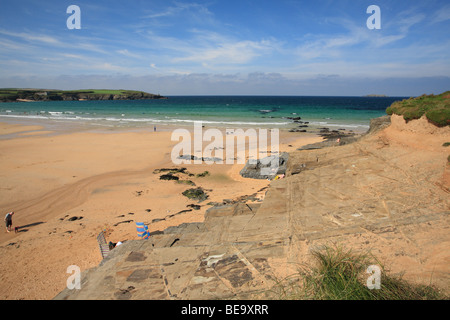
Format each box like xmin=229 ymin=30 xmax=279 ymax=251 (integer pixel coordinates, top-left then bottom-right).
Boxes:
xmin=182 ymin=187 xmax=209 ymax=202
xmin=239 ymin=152 xmax=289 ymax=179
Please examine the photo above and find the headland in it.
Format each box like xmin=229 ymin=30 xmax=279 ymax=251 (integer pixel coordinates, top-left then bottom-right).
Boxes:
xmin=0 ymin=88 xmax=167 ymax=103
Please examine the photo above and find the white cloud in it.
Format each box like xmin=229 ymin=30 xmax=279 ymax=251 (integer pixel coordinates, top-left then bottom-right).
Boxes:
xmin=292 ymin=9 xmax=434 ymax=63
xmin=173 ymin=38 xmax=275 ymax=65
xmin=145 ymin=2 xmax=214 ymax=20
xmin=431 ymin=4 xmax=450 ymax=23
xmin=0 ymin=29 xmax=61 ymax=45
xmin=117 ymin=49 xmax=142 ymax=59
xmin=0 ymin=37 xmax=36 ymax=52
xmin=141 ymin=28 xmax=278 ymax=68
xmin=61 ymin=53 xmax=85 ymax=60
xmin=396 ymin=13 xmax=426 ymax=34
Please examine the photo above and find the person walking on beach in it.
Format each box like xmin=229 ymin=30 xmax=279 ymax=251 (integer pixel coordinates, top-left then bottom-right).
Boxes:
xmin=4 ymin=211 xmax=14 ymax=233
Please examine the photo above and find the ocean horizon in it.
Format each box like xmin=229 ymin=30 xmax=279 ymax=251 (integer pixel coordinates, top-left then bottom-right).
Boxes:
xmin=0 ymin=95 xmax=407 ymax=132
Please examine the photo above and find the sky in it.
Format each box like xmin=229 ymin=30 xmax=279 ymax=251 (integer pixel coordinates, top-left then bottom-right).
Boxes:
xmin=0 ymin=0 xmax=449 ymax=96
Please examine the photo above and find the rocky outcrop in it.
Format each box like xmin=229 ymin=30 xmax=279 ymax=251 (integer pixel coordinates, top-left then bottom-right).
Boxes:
xmin=296 ymin=135 xmax=358 ymax=151
xmin=294 ymin=115 xmax=392 ymax=152
xmin=365 ymin=115 xmax=391 ymax=135
xmin=181 ymin=187 xmax=209 ymax=202
xmin=239 ymin=152 xmax=289 ymax=179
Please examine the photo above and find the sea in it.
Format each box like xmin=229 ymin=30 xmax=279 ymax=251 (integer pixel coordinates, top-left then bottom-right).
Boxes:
xmin=0 ymin=96 xmax=407 ymax=132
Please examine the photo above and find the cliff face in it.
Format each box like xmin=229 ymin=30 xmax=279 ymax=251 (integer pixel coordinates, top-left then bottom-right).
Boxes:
xmin=54 ymin=115 xmax=450 ymax=300
xmin=0 ymin=89 xmax=167 ymax=102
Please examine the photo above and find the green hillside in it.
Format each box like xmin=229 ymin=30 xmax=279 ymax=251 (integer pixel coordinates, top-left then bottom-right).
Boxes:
xmin=0 ymin=88 xmax=167 ymax=102
xmin=386 ymin=91 xmax=450 ymax=127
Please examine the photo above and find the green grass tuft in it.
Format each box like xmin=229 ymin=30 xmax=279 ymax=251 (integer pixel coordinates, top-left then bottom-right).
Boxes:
xmin=269 ymin=245 xmax=447 ymax=300
xmin=176 ymin=180 xmax=196 ymax=186
xmin=196 ymin=171 xmax=210 ymax=178
xmin=386 ymin=91 xmax=450 ymax=127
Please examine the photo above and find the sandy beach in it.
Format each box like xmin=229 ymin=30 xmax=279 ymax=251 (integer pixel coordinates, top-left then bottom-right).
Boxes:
xmin=0 ymin=120 xmax=323 ymax=299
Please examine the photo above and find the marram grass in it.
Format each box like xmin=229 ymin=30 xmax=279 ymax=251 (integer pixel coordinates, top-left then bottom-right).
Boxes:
xmin=268 ymin=245 xmax=447 ymax=300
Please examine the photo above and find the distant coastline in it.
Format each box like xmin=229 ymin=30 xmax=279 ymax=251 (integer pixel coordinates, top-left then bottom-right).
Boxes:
xmin=0 ymin=89 xmax=167 ymax=103
xmin=364 ymin=94 xmax=388 ymax=97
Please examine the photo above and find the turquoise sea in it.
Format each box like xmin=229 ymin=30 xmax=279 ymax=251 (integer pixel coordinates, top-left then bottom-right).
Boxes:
xmin=0 ymin=96 xmax=407 ymax=131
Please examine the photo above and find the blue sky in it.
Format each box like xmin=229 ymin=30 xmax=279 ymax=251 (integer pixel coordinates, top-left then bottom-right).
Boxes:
xmin=0 ymin=0 xmax=449 ymax=96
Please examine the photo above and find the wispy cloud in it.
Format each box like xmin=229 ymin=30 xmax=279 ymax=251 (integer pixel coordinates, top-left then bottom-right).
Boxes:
xmin=138 ymin=28 xmax=278 ymax=71
xmin=117 ymin=49 xmax=142 ymax=59
xmin=172 ymin=36 xmax=277 ymax=65
xmin=292 ymin=7 xmax=434 ymax=63
xmin=145 ymin=2 xmax=214 ymax=20
xmin=431 ymin=4 xmax=450 ymax=23
xmin=0 ymin=29 xmax=61 ymax=45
